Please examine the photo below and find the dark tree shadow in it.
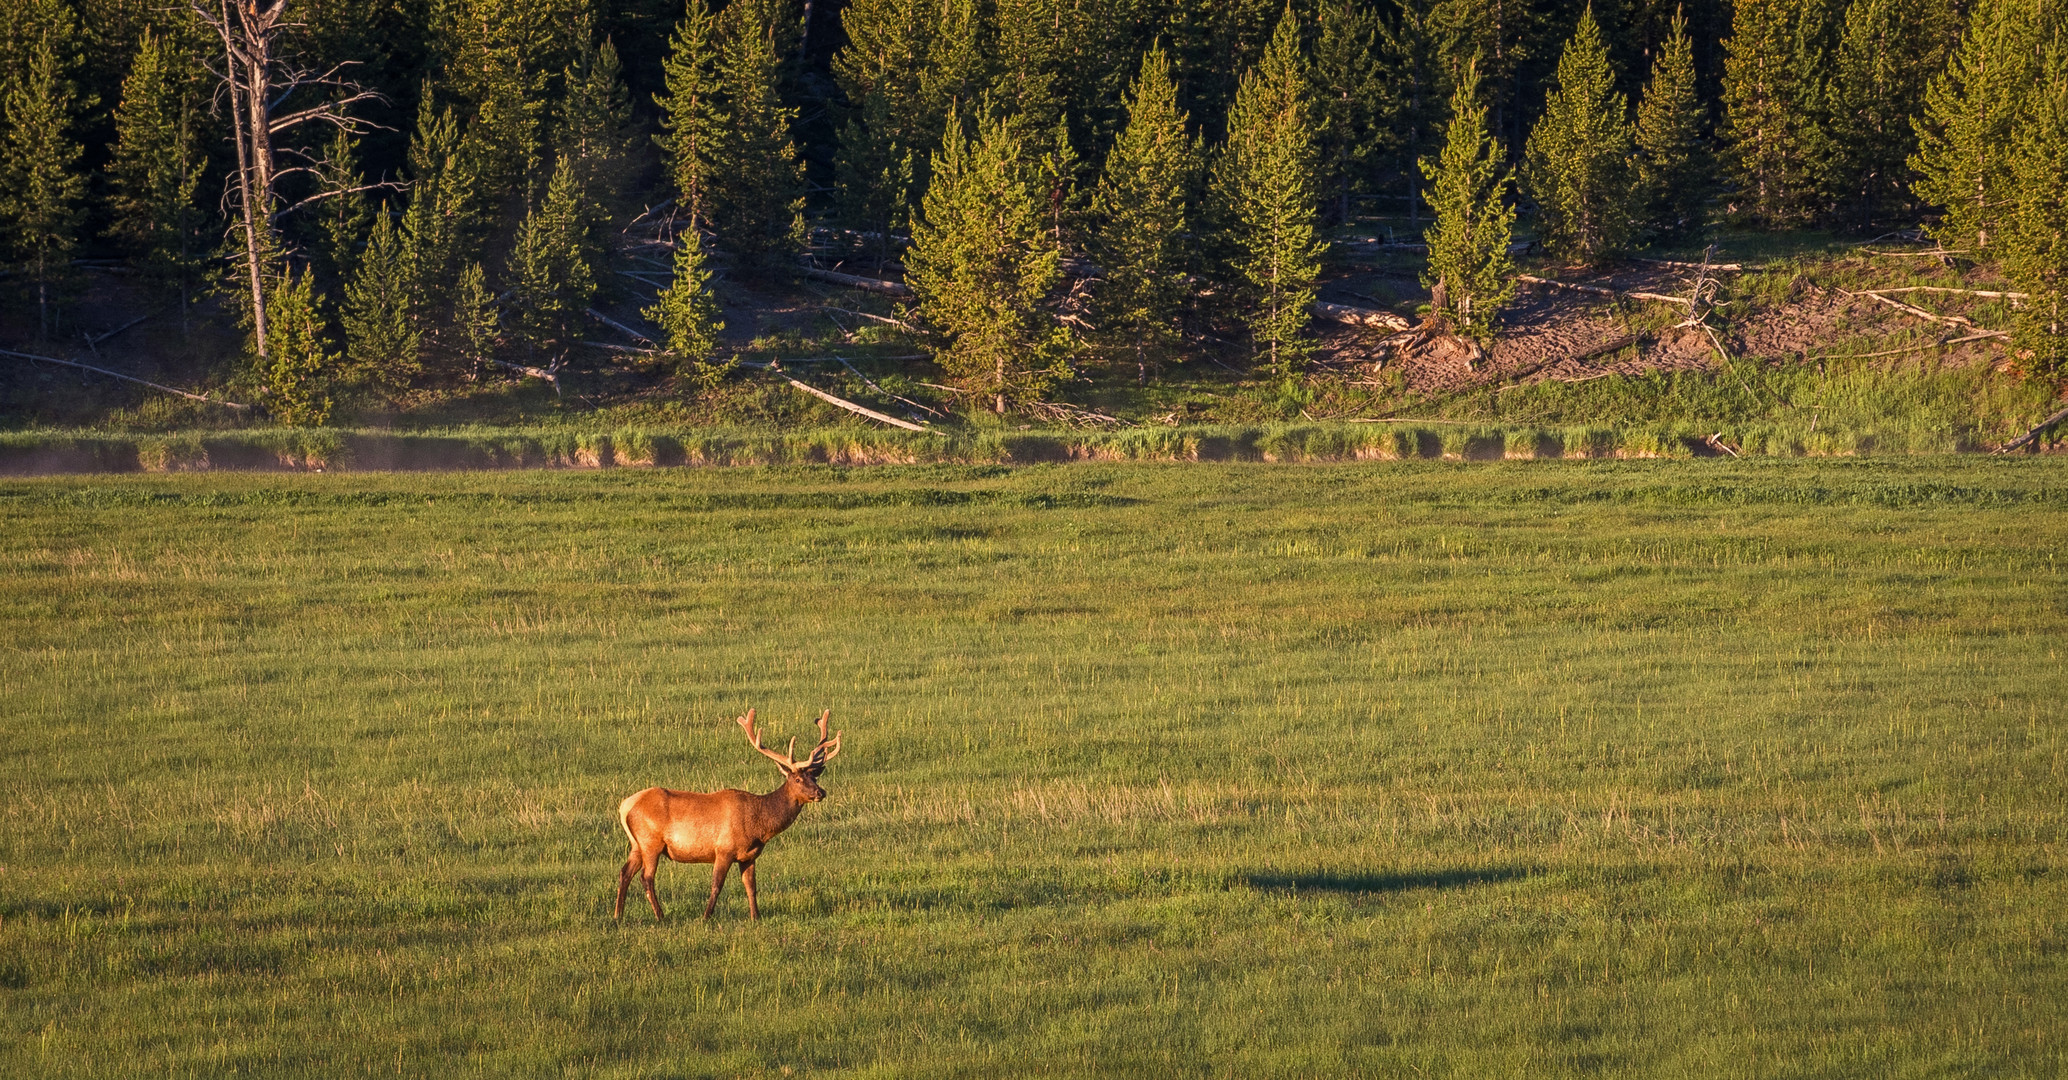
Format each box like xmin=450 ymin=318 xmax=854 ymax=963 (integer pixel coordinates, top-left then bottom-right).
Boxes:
xmin=1243 ymin=866 xmax=1535 ymax=895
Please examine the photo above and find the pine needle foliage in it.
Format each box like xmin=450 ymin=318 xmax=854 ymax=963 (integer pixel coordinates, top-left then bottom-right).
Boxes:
xmin=400 ymin=96 xmax=478 ymax=351
xmin=312 ymin=128 xmax=373 ymax=287
xmin=1912 ymin=0 xmax=2054 ymax=253
xmin=342 ymin=212 xmax=421 ymax=393
xmin=1420 ymin=57 xmax=1515 ymax=340
xmin=2000 ymin=41 xmax=2068 ymax=379
xmin=263 ymin=269 xmax=339 ymax=427
xmin=644 ymin=230 xmax=728 ymax=387
xmin=1634 ymin=8 xmax=1710 ymax=242
xmin=1217 ymin=8 xmax=1323 ymax=376
xmin=0 ymin=21 xmax=88 ymax=339
xmin=1524 ymin=7 xmax=1634 ymax=264
xmin=656 ymin=0 xmax=722 ymax=234
xmin=1090 ymin=44 xmax=1200 ymax=384
xmin=708 ymin=0 xmax=805 ymax=274
xmin=512 ymin=156 xmax=599 ymax=359
xmin=105 ymin=27 xmax=206 ymax=331
xmin=908 ymin=114 xmax=1071 ymax=414
xmin=1721 ymin=0 xmax=1825 ymax=225
xmin=1309 ymin=0 xmax=1386 ymax=226
xmin=1823 ymin=0 xmax=1958 ymax=226
xmin=556 ymin=36 xmax=639 ymax=225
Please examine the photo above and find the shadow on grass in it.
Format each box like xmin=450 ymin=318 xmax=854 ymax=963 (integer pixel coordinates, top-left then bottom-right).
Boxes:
xmin=1243 ymin=866 xmax=1536 ymax=895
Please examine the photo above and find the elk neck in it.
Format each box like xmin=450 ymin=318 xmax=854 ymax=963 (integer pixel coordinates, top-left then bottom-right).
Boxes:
xmin=749 ymin=779 xmax=812 ymax=834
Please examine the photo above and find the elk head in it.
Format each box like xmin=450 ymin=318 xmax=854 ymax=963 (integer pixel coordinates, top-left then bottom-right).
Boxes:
xmin=737 ymin=708 xmax=843 ymax=803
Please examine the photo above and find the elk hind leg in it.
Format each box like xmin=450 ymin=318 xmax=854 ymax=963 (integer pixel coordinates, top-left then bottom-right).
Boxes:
xmin=615 ymin=855 xmax=638 ymax=921
xmin=639 ymin=850 xmax=666 ymax=922
xmin=703 ymin=857 xmax=733 ymax=920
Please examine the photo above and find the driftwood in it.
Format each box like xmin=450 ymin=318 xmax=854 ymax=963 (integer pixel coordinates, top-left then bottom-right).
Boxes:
xmin=799 ymin=265 xmax=914 ymax=297
xmin=1 ymin=346 xmax=249 ymax=408
xmin=1997 ymin=402 xmax=2068 ymax=454
xmin=772 ymin=365 xmax=927 ymax=431
xmin=1312 ymin=299 xmax=1412 ymax=331
xmin=1518 ymin=274 xmax=1692 ymax=306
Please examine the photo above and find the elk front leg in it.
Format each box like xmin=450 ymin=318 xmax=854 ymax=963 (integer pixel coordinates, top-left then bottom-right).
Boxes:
xmin=741 ymin=861 xmax=759 ymax=920
xmin=703 ymin=857 xmax=733 ymax=919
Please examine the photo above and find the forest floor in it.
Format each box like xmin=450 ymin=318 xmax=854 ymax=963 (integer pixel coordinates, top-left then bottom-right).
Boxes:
xmin=0 ymin=223 xmax=2058 ymax=452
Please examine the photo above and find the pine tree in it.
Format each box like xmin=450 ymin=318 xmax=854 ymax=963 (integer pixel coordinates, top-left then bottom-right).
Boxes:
xmin=833 ymin=90 xmax=917 ymax=266
xmin=1912 ymin=0 xmax=2051 ymax=252
xmin=706 ymin=0 xmax=805 ymax=273
xmin=0 ymin=23 xmax=88 ymax=339
xmin=907 ymin=114 xmax=1072 ymax=413
xmin=830 ymin=0 xmax=933 ymax=261
xmin=313 ymin=127 xmax=373 ymax=286
xmin=1216 ymin=7 xmax=1322 ymax=375
xmin=512 ymin=156 xmax=599 ymax=359
xmin=2000 ymin=41 xmax=2068 ymax=378
xmin=106 ymin=27 xmax=206 ymax=333
xmin=656 ymin=0 xmax=722 ymax=233
xmin=263 ymin=268 xmax=339 ymax=427
xmin=399 ymin=95 xmax=477 ymax=350
xmin=1721 ymin=0 xmax=1828 ymax=224
xmin=556 ymin=36 xmax=638 ymax=223
xmin=1823 ymin=0 xmax=1959 ymax=226
xmin=453 ymin=262 xmax=503 ymax=369
xmin=342 ymin=211 xmax=420 ymax=391
xmin=1420 ymin=56 xmax=1515 ymax=339
xmin=991 ymin=0 xmax=1067 ymax=135
xmin=1309 ymin=0 xmax=1386 ymax=226
xmin=918 ymin=0 xmax=986 ymax=138
xmin=1090 ymin=44 xmax=1200 ymax=384
xmin=444 ymin=0 xmax=588 ymax=213
xmin=1634 ymin=7 xmax=1710 ymax=241
xmin=1523 ymin=6 xmax=1635 ymax=264
xmin=643 ymin=230 xmax=729 ymax=387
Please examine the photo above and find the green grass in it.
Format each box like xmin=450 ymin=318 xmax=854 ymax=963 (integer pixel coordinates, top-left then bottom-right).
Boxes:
xmin=2 ymin=459 xmax=2064 ymax=1077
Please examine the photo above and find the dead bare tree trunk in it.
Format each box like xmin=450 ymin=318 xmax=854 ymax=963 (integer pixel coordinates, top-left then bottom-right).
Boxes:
xmin=191 ymin=0 xmax=380 ymax=359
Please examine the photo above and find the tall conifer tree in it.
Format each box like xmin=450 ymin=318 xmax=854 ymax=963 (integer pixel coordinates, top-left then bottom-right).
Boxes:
xmin=556 ymin=36 xmax=639 ymax=224
xmin=512 ymin=156 xmax=600 ymax=359
xmin=312 ymin=127 xmax=373 ymax=286
xmin=1912 ymin=0 xmax=2051 ymax=252
xmin=342 ymin=211 xmax=420 ymax=391
xmin=656 ymin=0 xmax=722 ymax=234
xmin=263 ymin=268 xmax=339 ymax=426
xmin=106 ymin=27 xmax=207 ymax=332
xmin=907 ymin=114 xmax=1071 ymax=413
xmin=399 ymin=96 xmax=477 ymax=354
xmin=1722 ymin=0 xmax=1841 ymax=224
xmin=1421 ymin=56 xmax=1515 ymax=339
xmin=0 ymin=21 xmax=88 ymax=338
xmin=707 ymin=0 xmax=805 ymax=273
xmin=1309 ymin=0 xmax=1386 ymax=225
xmin=1634 ymin=8 xmax=1710 ymax=241
xmin=1216 ymin=7 xmax=1322 ymax=375
xmin=1091 ymin=45 xmax=1200 ymax=384
xmin=2001 ymin=41 xmax=2068 ymax=377
xmin=1823 ymin=0 xmax=1959 ymax=225
xmin=1524 ymin=7 xmax=1634 ymax=264
xmin=644 ymin=230 xmax=728 ymax=385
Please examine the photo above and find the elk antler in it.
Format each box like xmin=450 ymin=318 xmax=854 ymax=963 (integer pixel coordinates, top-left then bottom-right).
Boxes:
xmin=736 ymin=709 xmax=801 ymax=771
xmin=805 ymin=709 xmax=843 ymax=770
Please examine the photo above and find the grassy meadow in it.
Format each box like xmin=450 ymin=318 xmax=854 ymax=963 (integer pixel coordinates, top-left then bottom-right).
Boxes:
xmin=1 ymin=459 xmax=2064 ymax=1077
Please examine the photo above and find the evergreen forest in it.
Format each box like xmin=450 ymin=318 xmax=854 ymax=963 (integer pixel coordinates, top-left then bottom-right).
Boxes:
xmin=2 ymin=0 xmax=2067 ymax=431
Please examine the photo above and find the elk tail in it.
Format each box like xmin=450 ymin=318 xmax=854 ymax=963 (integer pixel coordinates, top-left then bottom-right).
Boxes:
xmin=617 ymin=794 xmax=639 ymax=852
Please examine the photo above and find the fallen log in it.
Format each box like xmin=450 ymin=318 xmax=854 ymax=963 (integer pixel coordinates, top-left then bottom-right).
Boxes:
xmin=800 ymin=265 xmax=914 ymax=297
xmin=1997 ymin=402 xmax=2068 ymax=453
xmin=771 ymin=365 xmax=927 ymax=431
xmin=1312 ymin=299 xmax=1412 ymax=331
xmin=1517 ymin=275 xmax=1692 ymax=306
xmin=1497 ymin=334 xmax=1644 ymax=388
xmin=1 ymin=347 xmax=249 ymax=409
xmin=585 ymin=307 xmax=656 ymax=344
xmin=1849 ymin=290 xmax=2010 ymax=338
xmin=1631 ymin=256 xmax=1748 ymax=271
xmin=826 ymin=306 xmax=920 ymax=333
xmin=1865 ymin=285 xmax=2028 ymax=301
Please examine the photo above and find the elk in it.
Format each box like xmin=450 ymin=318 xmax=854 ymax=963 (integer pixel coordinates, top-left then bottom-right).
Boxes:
xmin=614 ymin=709 xmax=843 ymax=922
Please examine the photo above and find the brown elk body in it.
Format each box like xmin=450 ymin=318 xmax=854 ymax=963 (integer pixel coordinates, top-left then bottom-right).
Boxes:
xmin=615 ymin=709 xmax=842 ymax=921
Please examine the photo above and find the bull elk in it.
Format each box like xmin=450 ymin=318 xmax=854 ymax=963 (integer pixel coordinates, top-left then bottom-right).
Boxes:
xmin=614 ymin=709 xmax=843 ymax=922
